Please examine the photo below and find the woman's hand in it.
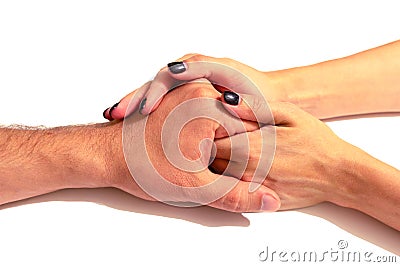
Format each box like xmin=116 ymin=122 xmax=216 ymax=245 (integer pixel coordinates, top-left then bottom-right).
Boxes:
xmin=104 ymin=41 xmax=400 ymax=121
xmin=103 ymin=54 xmax=286 ymax=120
xmin=106 ymin=82 xmax=281 ymax=212
xmin=211 ymin=92 xmax=352 ymax=210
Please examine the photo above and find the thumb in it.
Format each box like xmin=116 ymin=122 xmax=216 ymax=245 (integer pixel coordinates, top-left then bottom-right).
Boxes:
xmin=221 ymin=91 xmax=302 ymax=126
xmin=208 ymin=174 xmax=281 ymax=212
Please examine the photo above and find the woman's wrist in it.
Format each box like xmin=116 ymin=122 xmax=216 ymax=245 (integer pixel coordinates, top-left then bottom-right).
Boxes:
xmin=264 ymin=67 xmax=333 ymax=118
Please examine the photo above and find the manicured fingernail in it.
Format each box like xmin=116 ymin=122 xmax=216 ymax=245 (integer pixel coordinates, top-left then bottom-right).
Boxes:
xmin=223 ymin=91 xmax=240 ymax=105
xmin=103 ymin=108 xmax=110 ymax=120
xmin=139 ymin=98 xmax=147 ymax=114
xmin=167 ymin=62 xmax=186 ymax=74
xmin=109 ymin=102 xmax=120 ymax=119
xmin=261 ymin=195 xmax=277 ymax=212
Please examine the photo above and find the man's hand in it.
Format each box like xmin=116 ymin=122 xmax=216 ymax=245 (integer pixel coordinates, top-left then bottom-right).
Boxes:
xmin=212 ymin=92 xmax=400 ymax=230
xmin=105 ymin=81 xmax=280 ymax=212
xmin=212 ymin=94 xmax=348 ymax=209
xmin=0 ymin=81 xmax=280 ymax=212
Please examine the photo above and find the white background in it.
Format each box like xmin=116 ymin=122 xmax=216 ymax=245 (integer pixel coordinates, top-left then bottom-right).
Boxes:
xmin=0 ymin=0 xmax=399 ymax=266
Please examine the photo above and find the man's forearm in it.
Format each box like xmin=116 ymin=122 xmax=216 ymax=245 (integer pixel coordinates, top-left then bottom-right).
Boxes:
xmin=268 ymin=40 xmax=400 ymax=119
xmin=0 ymin=124 xmax=112 ymax=205
xmin=331 ymin=145 xmax=400 ymax=231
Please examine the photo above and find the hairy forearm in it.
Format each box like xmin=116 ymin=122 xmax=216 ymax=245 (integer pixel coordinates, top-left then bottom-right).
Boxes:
xmin=268 ymin=40 xmax=400 ymax=119
xmin=331 ymin=145 xmax=400 ymax=231
xmin=0 ymin=124 xmax=111 ymax=205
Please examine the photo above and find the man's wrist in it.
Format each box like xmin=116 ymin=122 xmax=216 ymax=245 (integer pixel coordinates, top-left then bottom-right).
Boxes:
xmin=51 ymin=124 xmax=113 ymax=189
xmin=327 ymin=143 xmax=386 ymax=210
xmin=100 ymin=121 xmax=129 ymax=188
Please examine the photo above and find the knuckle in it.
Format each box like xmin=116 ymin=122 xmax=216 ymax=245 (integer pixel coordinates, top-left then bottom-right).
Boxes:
xmin=280 ymin=102 xmax=298 ymax=113
xmin=220 ymin=186 xmax=253 ymax=212
xmin=241 ymin=135 xmax=259 ymax=161
xmin=249 ymin=96 xmax=264 ymax=115
xmin=219 ymin=57 xmax=236 ymax=66
xmin=189 ymin=83 xmax=217 ymax=98
xmin=158 ymin=65 xmax=169 ymax=73
xmin=182 ymin=53 xmax=198 ymax=59
xmin=222 ymin=193 xmax=242 ymax=212
xmin=188 ymin=54 xmax=208 ymax=62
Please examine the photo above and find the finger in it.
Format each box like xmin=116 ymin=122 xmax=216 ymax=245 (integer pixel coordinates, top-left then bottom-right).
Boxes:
xmin=214 ymin=126 xmax=275 ymax=188
xmin=213 ymin=138 xmax=231 ymax=159
xmin=210 ymin=158 xmax=228 ymax=174
xmin=116 ymin=54 xmax=198 ymax=117
xmin=221 ymin=91 xmax=305 ymax=126
xmin=175 ymin=53 xmax=198 ymax=61
xmin=210 ymin=158 xmax=246 ymax=179
xmin=221 ymin=91 xmax=273 ymax=124
xmin=208 ymin=174 xmax=281 ymax=212
xmin=104 ymin=91 xmax=138 ymax=121
xmin=139 ymin=67 xmax=184 ymax=115
xmin=214 ymin=118 xmax=259 ymax=138
xmin=105 ymin=81 xmax=151 ymax=120
xmin=210 ymin=159 xmax=262 ymax=184
xmin=213 ymin=133 xmax=254 ymax=162
xmin=167 ymin=56 xmax=260 ymax=96
xmin=141 ymin=54 xmax=263 ymax=115
xmin=102 ymin=107 xmax=113 ymax=121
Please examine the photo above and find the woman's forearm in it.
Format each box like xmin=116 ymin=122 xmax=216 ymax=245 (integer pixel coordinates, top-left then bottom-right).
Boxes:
xmin=268 ymin=40 xmax=400 ymax=119
xmin=331 ymin=144 xmax=400 ymax=231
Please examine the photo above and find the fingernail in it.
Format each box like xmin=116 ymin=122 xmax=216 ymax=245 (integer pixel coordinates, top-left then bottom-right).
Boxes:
xmin=103 ymin=108 xmax=110 ymax=120
xmin=109 ymin=102 xmax=120 ymax=119
xmin=167 ymin=62 xmax=186 ymax=74
xmin=139 ymin=98 xmax=147 ymax=114
xmin=261 ymin=195 xmax=277 ymax=212
xmin=223 ymin=91 xmax=240 ymax=105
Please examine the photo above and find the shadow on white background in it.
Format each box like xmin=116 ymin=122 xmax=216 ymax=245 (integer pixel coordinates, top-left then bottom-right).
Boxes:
xmin=2 ymin=187 xmax=399 ymax=255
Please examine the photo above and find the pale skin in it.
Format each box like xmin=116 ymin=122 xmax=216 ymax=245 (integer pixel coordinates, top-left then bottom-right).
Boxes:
xmin=104 ymin=40 xmax=400 ymax=230
xmin=0 ymin=82 xmax=280 ymax=212
xmin=105 ymin=40 xmax=400 ymax=119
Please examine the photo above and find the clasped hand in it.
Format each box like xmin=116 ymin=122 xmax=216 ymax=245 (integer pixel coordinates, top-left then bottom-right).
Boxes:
xmin=104 ymin=56 xmax=351 ymax=214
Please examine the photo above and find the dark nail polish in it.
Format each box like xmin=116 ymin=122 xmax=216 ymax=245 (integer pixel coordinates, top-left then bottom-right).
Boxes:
xmin=109 ymin=102 xmax=120 ymax=119
xmin=223 ymin=91 xmax=239 ymax=106
xmin=139 ymin=98 xmax=147 ymax=114
xmin=167 ymin=62 xmax=186 ymax=74
xmin=103 ymin=108 xmax=109 ymax=120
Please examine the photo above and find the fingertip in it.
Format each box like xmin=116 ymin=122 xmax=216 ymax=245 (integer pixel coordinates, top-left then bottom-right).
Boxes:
xmin=139 ymin=90 xmax=166 ymax=115
xmin=167 ymin=61 xmax=187 ymax=74
xmin=223 ymin=91 xmax=240 ymax=106
xmin=108 ymin=102 xmax=120 ymax=119
xmin=108 ymin=107 xmax=125 ymax=119
xmin=261 ymin=194 xmax=281 ymax=212
xmin=103 ymin=108 xmax=113 ymax=121
xmin=138 ymin=97 xmax=148 ymax=115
